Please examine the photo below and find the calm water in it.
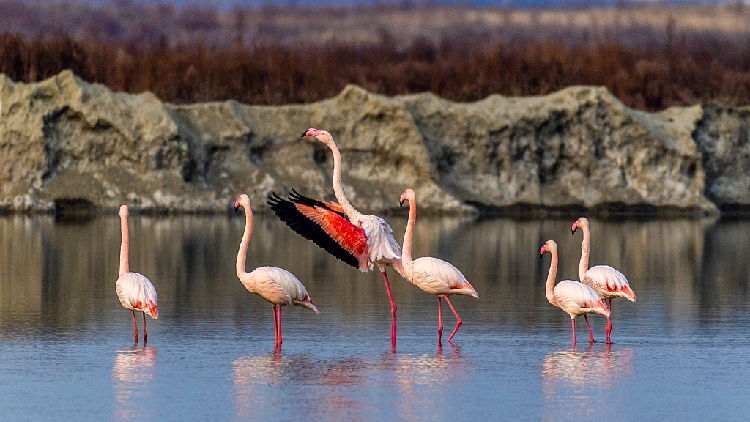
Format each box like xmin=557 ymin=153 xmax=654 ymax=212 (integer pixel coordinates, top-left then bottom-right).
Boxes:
xmin=0 ymin=214 xmax=748 ymax=421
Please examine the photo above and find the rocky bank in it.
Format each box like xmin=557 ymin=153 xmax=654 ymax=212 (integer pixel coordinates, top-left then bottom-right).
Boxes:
xmin=1 ymin=71 xmax=748 ymax=216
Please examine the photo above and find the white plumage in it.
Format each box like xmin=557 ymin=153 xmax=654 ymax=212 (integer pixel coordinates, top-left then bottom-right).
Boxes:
xmin=116 ymin=272 xmax=158 ymax=318
xmin=359 ymin=214 xmax=402 ymax=270
xmin=400 ymin=189 xmax=478 ymax=344
xmin=235 ymin=194 xmax=318 ymax=346
xmin=239 ymin=266 xmax=319 ymax=313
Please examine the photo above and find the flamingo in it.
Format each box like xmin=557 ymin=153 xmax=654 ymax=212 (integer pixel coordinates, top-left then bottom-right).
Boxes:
xmin=267 ymin=128 xmax=402 ymax=344
xmin=115 ymin=205 xmax=158 ymax=343
xmin=399 ymin=189 xmax=477 ymax=344
xmin=235 ymin=194 xmax=319 ymax=346
xmin=540 ymin=240 xmax=610 ymax=347
xmin=572 ymin=217 xmax=636 ymax=343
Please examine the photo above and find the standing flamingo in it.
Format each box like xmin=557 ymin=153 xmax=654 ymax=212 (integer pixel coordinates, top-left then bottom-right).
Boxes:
xmin=235 ymin=194 xmax=319 ymax=346
xmin=267 ymin=128 xmax=402 ymax=344
xmin=399 ymin=189 xmax=477 ymax=344
xmin=572 ymin=217 xmax=636 ymax=343
xmin=540 ymin=240 xmax=609 ymax=347
xmin=115 ymin=205 xmax=158 ymax=343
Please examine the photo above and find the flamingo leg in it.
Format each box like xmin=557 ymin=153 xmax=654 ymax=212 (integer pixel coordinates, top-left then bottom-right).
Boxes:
xmin=437 ymin=296 xmax=443 ymax=344
xmin=277 ymin=306 xmax=282 ymax=345
xmin=584 ymin=315 xmax=595 ymax=343
xmin=606 ymin=299 xmax=613 ymax=344
xmin=272 ymin=306 xmax=279 ymax=344
xmin=142 ymin=311 xmax=148 ymax=343
xmin=382 ymin=271 xmax=397 ymax=345
xmin=131 ymin=310 xmax=138 ymax=343
xmin=443 ymin=296 xmax=462 ymax=343
xmin=571 ymin=318 xmax=577 ymax=348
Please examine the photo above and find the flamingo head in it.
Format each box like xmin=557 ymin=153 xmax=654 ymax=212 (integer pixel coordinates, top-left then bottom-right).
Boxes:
xmin=571 ymin=217 xmax=588 ymax=235
xmin=119 ymin=205 xmax=129 ymax=217
xmin=301 ymin=127 xmax=334 ymax=147
xmin=399 ymin=188 xmax=415 ymax=207
xmin=301 ymin=127 xmax=324 ymax=137
xmin=540 ymin=239 xmax=557 ymax=258
xmin=234 ymin=194 xmax=250 ymax=213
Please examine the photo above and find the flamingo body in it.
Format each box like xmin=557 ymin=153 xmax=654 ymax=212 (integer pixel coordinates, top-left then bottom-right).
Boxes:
xmin=552 ymin=279 xmax=608 ymax=319
xmin=236 ymin=194 xmax=318 ymax=346
xmin=408 ymin=257 xmax=476 ymax=297
xmin=400 ymin=189 xmax=478 ymax=344
xmin=582 ymin=265 xmax=636 ymax=301
xmin=239 ymin=266 xmax=319 ymax=313
xmin=116 ymin=272 xmax=158 ymax=318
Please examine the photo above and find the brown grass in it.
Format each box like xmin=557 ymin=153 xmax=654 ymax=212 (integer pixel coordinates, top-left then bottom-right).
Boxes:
xmin=1 ymin=27 xmax=750 ymax=111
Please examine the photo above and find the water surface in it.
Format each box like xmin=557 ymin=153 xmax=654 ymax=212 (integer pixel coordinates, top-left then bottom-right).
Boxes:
xmin=0 ymin=215 xmax=748 ymax=421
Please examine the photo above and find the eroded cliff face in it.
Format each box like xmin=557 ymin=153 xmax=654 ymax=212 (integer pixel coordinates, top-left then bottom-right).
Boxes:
xmin=1 ymin=70 xmax=746 ymax=215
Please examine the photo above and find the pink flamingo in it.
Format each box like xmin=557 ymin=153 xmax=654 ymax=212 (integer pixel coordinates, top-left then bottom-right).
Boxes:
xmin=268 ymin=128 xmax=402 ymax=344
xmin=540 ymin=240 xmax=610 ymax=347
xmin=235 ymin=194 xmax=319 ymax=346
xmin=115 ymin=205 xmax=158 ymax=343
xmin=572 ymin=217 xmax=636 ymax=343
xmin=399 ymin=189 xmax=477 ymax=344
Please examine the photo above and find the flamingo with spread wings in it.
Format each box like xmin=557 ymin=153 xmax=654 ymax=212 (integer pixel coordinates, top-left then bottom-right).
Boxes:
xmin=268 ymin=128 xmax=403 ymax=344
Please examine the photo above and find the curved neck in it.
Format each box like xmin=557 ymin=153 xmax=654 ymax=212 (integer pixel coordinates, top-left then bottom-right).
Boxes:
xmin=327 ymin=137 xmax=361 ymax=222
xmin=402 ymin=198 xmax=416 ymax=268
xmin=578 ymin=225 xmax=591 ymax=282
xmin=237 ymin=206 xmax=253 ymax=277
xmin=119 ymin=214 xmax=129 ymax=276
xmin=546 ymin=250 xmax=558 ymax=306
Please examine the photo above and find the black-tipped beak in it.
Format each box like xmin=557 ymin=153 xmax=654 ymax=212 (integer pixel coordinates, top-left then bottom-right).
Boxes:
xmin=399 ymin=199 xmax=404 ymax=207
xmin=540 ymin=253 xmax=544 ymax=260
xmin=234 ymin=205 xmax=239 ymax=213
xmin=301 ymin=131 xmax=307 ymax=137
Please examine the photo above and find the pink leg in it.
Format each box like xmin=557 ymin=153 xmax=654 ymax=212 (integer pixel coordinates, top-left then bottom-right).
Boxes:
xmin=606 ymin=299 xmax=613 ymax=344
xmin=584 ymin=315 xmax=595 ymax=343
xmin=443 ymin=296 xmax=462 ymax=343
xmin=131 ymin=310 xmax=138 ymax=343
xmin=437 ymin=297 xmax=443 ymax=344
xmin=142 ymin=312 xmax=148 ymax=343
xmin=571 ymin=318 xmax=577 ymax=347
xmin=277 ymin=306 xmax=282 ymax=345
xmin=272 ymin=306 xmax=278 ymax=343
xmin=382 ymin=271 xmax=397 ymax=345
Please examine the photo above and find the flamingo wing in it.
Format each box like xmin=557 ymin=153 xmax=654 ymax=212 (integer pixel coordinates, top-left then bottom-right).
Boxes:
xmin=584 ymin=265 xmax=636 ymax=301
xmin=554 ymin=280 xmax=608 ymax=316
xmin=268 ymin=192 xmax=369 ymax=271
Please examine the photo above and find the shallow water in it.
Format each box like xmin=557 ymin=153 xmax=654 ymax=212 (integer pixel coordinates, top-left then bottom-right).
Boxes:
xmin=0 ymin=214 xmax=748 ymax=421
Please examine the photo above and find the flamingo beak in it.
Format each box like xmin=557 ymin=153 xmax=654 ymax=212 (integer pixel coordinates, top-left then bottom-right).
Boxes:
xmin=234 ymin=199 xmax=241 ymax=212
xmin=399 ymin=199 xmax=404 ymax=207
xmin=571 ymin=222 xmax=578 ymax=235
xmin=301 ymin=131 xmax=308 ymax=137
xmin=540 ymin=245 xmax=546 ymax=258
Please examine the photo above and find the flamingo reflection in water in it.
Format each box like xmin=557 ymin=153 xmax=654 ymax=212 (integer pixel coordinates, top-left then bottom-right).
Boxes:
xmin=232 ymin=351 xmax=370 ymax=420
xmin=112 ymin=344 xmax=157 ymax=421
xmin=542 ymin=345 xmax=634 ymax=420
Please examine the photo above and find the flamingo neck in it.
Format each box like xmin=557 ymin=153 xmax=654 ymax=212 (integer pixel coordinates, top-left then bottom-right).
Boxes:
xmin=326 ymin=135 xmax=361 ymax=224
xmin=119 ymin=213 xmax=129 ymax=276
xmin=546 ymin=249 xmax=558 ymax=306
xmin=578 ymin=224 xmax=591 ymax=282
xmin=401 ymin=198 xmax=416 ymax=271
xmin=237 ymin=204 xmax=253 ymax=278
